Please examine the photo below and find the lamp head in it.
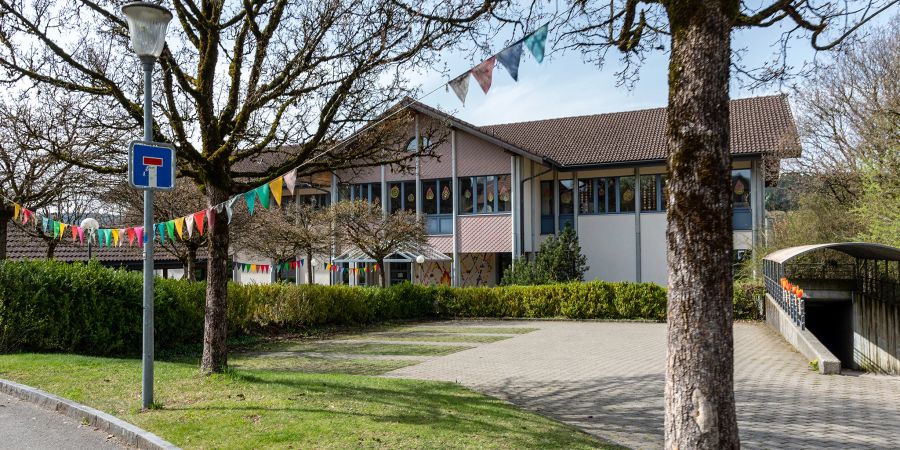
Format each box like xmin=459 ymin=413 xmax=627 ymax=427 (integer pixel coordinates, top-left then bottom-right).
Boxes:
xmin=415 ymin=255 xmax=425 ymax=264
xmin=121 ymin=2 xmax=173 ymax=60
xmin=80 ymin=218 xmax=99 ymax=232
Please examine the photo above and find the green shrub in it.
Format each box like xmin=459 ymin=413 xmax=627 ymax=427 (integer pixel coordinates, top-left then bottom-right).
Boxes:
xmin=0 ymin=260 xmax=764 ymax=356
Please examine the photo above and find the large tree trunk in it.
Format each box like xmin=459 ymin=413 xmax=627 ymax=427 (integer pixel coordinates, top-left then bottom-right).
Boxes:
xmin=201 ymin=184 xmax=231 ymax=374
xmin=306 ymin=251 xmax=314 ymax=284
xmin=0 ymin=208 xmax=11 ymax=260
xmin=378 ymin=259 xmax=386 ymax=287
xmin=46 ymin=240 xmax=57 ymax=259
xmin=664 ymin=2 xmax=739 ymax=448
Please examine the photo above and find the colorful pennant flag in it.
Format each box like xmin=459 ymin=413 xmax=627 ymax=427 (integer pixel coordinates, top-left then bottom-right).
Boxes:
xmin=71 ymin=225 xmax=78 ymax=242
xmin=283 ymin=169 xmax=297 ymax=196
xmin=59 ymin=223 xmax=67 ymax=240
xmin=256 ymin=184 xmax=271 ymax=209
xmin=13 ymin=203 xmax=20 ymax=221
xmin=77 ymin=226 xmax=85 ymax=244
xmin=111 ymin=228 xmax=120 ymax=246
xmin=157 ymin=223 xmax=166 ymax=244
xmin=225 ymin=196 xmax=239 ymax=224
xmin=449 ymin=72 xmax=470 ymax=105
xmin=193 ymin=211 xmax=206 ymax=236
xmin=136 ymin=226 xmax=144 ymax=245
xmin=174 ymin=217 xmax=185 ymax=239
xmin=497 ymin=41 xmax=523 ymax=81
xmin=185 ymin=215 xmax=194 ymax=238
xmin=268 ymin=177 xmax=283 ymax=206
xmin=244 ymin=190 xmax=257 ymax=215
xmin=207 ymin=207 xmax=216 ymax=231
xmin=471 ymin=56 xmax=496 ymax=94
xmin=523 ymin=24 xmax=548 ymax=63
xmin=165 ymin=220 xmax=176 ymax=241
xmin=42 ymin=217 xmax=49 ymax=234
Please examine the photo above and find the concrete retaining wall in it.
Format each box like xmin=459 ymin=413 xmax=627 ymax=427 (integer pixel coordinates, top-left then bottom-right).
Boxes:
xmin=764 ymin=294 xmax=841 ymax=374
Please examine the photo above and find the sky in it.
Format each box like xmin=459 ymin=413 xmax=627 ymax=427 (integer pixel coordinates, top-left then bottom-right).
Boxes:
xmin=410 ymin=11 xmax=895 ymax=126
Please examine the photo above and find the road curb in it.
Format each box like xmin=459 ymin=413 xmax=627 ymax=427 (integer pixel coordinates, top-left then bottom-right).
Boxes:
xmin=0 ymin=378 xmax=180 ymax=450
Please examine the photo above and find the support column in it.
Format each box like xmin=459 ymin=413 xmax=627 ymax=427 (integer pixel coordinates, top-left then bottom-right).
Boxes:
xmin=381 ymin=165 xmax=388 ymax=216
xmin=530 ymin=160 xmax=536 ymax=257
xmin=634 ymin=168 xmax=642 ymax=282
xmin=451 ymin=129 xmax=460 ymax=286
xmin=511 ymin=155 xmax=520 ymax=260
xmin=331 ymin=174 xmax=339 ymax=285
xmin=572 ymin=171 xmax=579 ymax=234
xmin=415 ymin=115 xmax=422 ymax=217
xmin=553 ymin=169 xmax=559 ymax=235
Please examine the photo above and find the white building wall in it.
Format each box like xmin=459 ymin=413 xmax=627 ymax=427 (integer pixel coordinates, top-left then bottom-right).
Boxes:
xmin=579 ymin=214 xmax=637 ymax=282
xmin=640 ymin=213 xmax=668 ymax=286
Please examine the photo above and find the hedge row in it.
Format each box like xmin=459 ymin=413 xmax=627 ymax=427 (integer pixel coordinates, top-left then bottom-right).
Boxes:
xmin=0 ymin=260 xmax=763 ymax=356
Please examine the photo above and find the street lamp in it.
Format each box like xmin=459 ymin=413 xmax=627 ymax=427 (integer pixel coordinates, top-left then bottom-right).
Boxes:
xmin=79 ymin=218 xmax=99 ymax=260
xmin=122 ymin=1 xmax=172 ymax=410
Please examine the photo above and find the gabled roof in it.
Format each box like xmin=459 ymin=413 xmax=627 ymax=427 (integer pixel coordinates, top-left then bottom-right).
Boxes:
xmin=477 ymin=94 xmax=801 ymax=168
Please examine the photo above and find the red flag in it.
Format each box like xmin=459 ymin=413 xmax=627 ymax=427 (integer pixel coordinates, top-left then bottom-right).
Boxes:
xmin=471 ymin=56 xmax=496 ymax=94
xmin=193 ymin=211 xmax=206 ymax=236
xmin=127 ymin=228 xmax=136 ymax=246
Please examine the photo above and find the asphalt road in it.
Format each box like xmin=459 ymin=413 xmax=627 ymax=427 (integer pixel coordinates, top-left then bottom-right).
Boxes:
xmin=0 ymin=391 xmax=126 ymax=450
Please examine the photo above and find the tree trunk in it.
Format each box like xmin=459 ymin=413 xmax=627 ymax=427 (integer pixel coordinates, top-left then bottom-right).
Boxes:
xmin=664 ymin=2 xmax=739 ymax=448
xmin=378 ymin=259 xmax=386 ymax=287
xmin=46 ymin=240 xmax=57 ymax=259
xmin=201 ymin=185 xmax=230 ymax=374
xmin=0 ymin=208 xmax=11 ymax=260
xmin=184 ymin=245 xmax=198 ymax=281
xmin=306 ymin=251 xmax=314 ymax=284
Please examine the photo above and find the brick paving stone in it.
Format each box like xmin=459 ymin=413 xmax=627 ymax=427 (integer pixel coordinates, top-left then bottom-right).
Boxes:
xmin=385 ymin=321 xmax=900 ymax=450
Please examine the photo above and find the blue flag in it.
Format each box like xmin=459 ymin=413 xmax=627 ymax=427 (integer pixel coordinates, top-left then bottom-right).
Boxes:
xmin=244 ymin=190 xmax=257 ymax=215
xmin=523 ymin=24 xmax=548 ymax=64
xmin=497 ymin=42 xmax=524 ymax=81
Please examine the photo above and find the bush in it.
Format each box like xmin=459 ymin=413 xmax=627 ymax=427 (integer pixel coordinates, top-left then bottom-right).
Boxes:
xmin=733 ymin=281 xmax=764 ymax=321
xmin=502 ymin=224 xmax=588 ymax=285
xmin=0 ymin=260 xmax=763 ymax=356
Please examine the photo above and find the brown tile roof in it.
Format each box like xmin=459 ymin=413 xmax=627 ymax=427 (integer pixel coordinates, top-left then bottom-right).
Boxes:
xmin=4 ymin=220 xmax=194 ymax=268
xmin=478 ymin=94 xmax=801 ymax=167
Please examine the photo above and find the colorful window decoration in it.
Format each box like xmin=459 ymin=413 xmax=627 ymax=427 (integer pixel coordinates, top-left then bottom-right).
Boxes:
xmin=426 ymin=186 xmax=435 ymax=200
xmin=441 ymin=185 xmax=451 ymax=200
xmin=390 ymin=185 xmax=400 ymax=198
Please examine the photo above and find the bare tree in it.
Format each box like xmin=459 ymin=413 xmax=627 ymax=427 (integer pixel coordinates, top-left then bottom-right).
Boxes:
xmin=545 ymin=1 xmax=900 ymax=447
xmin=236 ymin=201 xmax=332 ymax=283
xmin=0 ymin=94 xmax=115 ymax=259
xmin=0 ymin=0 xmax=498 ymax=373
xmin=332 ymin=200 xmax=426 ymax=287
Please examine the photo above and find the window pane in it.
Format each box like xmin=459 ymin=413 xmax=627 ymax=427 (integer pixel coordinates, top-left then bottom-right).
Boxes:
xmin=460 ymin=178 xmax=474 ymax=213
xmin=403 ymin=181 xmax=416 ymax=210
xmin=540 ymin=180 xmax=553 ymax=216
xmin=578 ymin=179 xmax=594 ymax=214
xmin=439 ymin=178 xmax=453 ymax=214
xmin=559 ymin=180 xmax=574 ymax=214
xmin=597 ymin=178 xmax=607 ymax=213
xmin=389 ymin=182 xmax=402 ymax=213
xmin=732 ymin=169 xmax=751 ymax=209
xmin=497 ymin=175 xmax=511 ymax=212
xmin=422 ymin=180 xmax=437 ymax=214
xmin=476 ymin=176 xmax=486 ymax=213
xmin=371 ymin=183 xmax=381 ymax=207
xmin=619 ymin=176 xmax=636 ymax=212
xmin=485 ymin=176 xmax=496 ymax=212
xmin=338 ymin=184 xmax=350 ymax=201
xmin=661 ymin=175 xmax=669 ymax=210
xmin=640 ymin=175 xmax=658 ymax=211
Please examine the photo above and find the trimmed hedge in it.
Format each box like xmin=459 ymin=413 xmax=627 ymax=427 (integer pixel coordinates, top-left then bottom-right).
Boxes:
xmin=0 ymin=260 xmax=760 ymax=356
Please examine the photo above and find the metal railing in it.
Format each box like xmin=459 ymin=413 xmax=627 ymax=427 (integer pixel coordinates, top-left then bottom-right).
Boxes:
xmin=763 ymin=259 xmax=806 ymax=329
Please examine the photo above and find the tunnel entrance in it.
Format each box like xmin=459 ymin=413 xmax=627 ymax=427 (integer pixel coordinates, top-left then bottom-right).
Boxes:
xmin=804 ymin=299 xmax=853 ymax=367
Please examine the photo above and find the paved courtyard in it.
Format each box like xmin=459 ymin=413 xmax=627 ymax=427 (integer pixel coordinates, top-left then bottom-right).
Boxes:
xmin=385 ymin=321 xmax=900 ymax=449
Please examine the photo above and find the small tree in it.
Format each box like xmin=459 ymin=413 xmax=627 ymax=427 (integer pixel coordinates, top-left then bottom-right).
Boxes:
xmin=237 ymin=201 xmax=332 ymax=284
xmin=332 ymin=200 xmax=426 ymax=287
xmin=502 ymin=223 xmax=588 ymax=285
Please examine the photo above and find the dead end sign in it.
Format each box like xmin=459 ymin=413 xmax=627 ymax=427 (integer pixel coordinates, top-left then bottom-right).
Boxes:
xmin=128 ymin=141 xmax=176 ymax=190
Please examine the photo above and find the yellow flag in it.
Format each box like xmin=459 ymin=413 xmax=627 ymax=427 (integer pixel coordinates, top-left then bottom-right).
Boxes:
xmin=59 ymin=223 xmax=67 ymax=239
xmin=250 ymin=264 xmax=257 ymax=273
xmin=112 ymin=229 xmax=120 ymax=246
xmin=13 ymin=204 xmax=20 ymax=221
xmin=269 ymin=177 xmax=283 ymax=206
xmin=174 ymin=217 xmax=185 ymax=239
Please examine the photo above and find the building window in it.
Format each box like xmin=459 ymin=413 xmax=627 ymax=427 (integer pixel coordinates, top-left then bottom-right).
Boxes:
xmin=618 ymin=176 xmax=636 ymax=212
xmin=732 ymin=169 xmax=751 ymax=209
xmin=497 ymin=175 xmax=511 ymax=212
xmin=640 ymin=175 xmax=658 ymax=211
xmin=460 ymin=178 xmax=474 ymax=213
xmin=558 ymin=180 xmax=574 ymax=215
xmin=661 ymin=174 xmax=669 ymax=210
xmin=404 ymin=181 xmax=416 ymax=211
xmin=578 ymin=179 xmax=594 ymax=214
xmin=422 ymin=178 xmax=454 ymax=234
xmin=406 ymin=136 xmax=431 ymax=153
xmin=422 ymin=180 xmax=438 ymax=214
xmin=297 ymin=193 xmax=330 ymax=208
xmin=459 ymin=174 xmax=512 ymax=215
xmin=440 ymin=179 xmax=453 ymax=213
xmin=389 ymin=182 xmax=402 ymax=213
xmin=540 ymin=180 xmax=553 ymax=234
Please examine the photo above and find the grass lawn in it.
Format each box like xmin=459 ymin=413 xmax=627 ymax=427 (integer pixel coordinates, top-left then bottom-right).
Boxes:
xmin=245 ymin=341 xmax=472 ymax=357
xmin=0 ymin=353 xmax=606 ymax=449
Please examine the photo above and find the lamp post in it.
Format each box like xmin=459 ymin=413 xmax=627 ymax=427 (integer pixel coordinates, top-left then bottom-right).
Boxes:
xmin=122 ymin=1 xmax=172 ymax=410
xmin=80 ymin=218 xmax=99 ymax=260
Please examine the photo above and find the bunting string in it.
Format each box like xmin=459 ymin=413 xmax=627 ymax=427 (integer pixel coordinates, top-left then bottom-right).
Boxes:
xmin=0 ymin=21 xmax=552 ymax=250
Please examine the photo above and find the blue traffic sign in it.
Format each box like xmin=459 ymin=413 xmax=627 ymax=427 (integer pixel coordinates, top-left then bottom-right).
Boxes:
xmin=128 ymin=141 xmax=176 ymax=190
